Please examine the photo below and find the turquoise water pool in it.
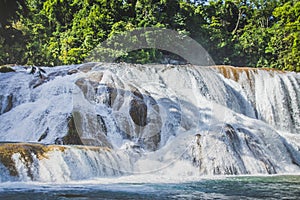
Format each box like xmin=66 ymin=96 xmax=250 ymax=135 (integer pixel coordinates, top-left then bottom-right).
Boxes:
xmin=0 ymin=175 xmax=299 ymax=199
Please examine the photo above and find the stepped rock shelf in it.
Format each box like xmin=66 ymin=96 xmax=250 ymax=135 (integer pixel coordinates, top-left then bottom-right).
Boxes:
xmin=0 ymin=63 xmax=300 ymax=182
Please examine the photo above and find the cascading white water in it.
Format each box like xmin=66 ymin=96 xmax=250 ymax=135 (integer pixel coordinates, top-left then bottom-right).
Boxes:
xmin=0 ymin=63 xmax=299 ymax=182
xmin=215 ymin=66 xmax=300 ymax=133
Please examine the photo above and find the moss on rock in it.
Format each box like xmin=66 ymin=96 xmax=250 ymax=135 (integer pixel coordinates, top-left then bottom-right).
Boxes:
xmin=0 ymin=65 xmax=15 ymax=73
xmin=0 ymin=143 xmax=65 ymax=178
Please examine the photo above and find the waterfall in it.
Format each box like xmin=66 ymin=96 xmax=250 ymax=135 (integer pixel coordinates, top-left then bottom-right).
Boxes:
xmin=0 ymin=63 xmax=300 ymax=182
xmin=214 ymin=66 xmax=300 ymax=133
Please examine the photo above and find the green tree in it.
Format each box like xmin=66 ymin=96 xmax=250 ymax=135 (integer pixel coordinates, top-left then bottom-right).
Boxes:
xmin=267 ymin=1 xmax=300 ymax=71
xmin=0 ymin=0 xmax=27 ymax=65
xmin=236 ymin=0 xmax=280 ymax=67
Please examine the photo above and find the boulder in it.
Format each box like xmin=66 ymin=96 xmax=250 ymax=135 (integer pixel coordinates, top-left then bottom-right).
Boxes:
xmin=55 ymin=114 xmax=83 ymax=145
xmin=129 ymin=98 xmax=147 ymax=127
xmin=0 ymin=94 xmax=14 ymax=114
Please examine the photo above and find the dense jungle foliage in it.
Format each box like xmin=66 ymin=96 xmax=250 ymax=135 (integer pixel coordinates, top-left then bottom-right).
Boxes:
xmin=0 ymin=0 xmax=299 ymax=71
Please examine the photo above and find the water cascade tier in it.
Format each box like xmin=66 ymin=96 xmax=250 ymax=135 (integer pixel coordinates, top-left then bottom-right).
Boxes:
xmin=0 ymin=63 xmax=299 ymax=182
